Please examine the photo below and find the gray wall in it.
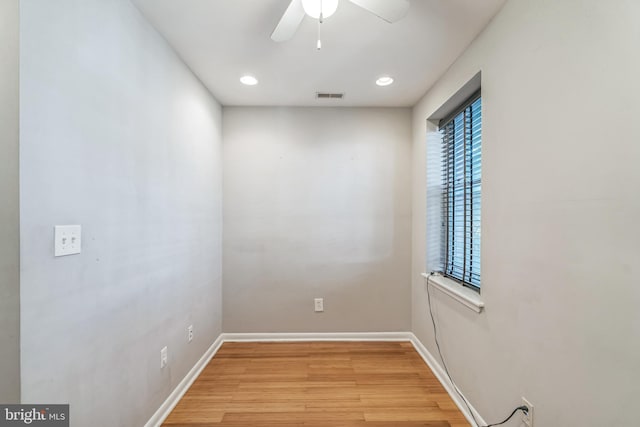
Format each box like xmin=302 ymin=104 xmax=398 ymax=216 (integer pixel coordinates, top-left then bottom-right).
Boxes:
xmin=19 ymin=0 xmax=223 ymax=425
xmin=412 ymin=0 xmax=640 ymax=426
xmin=0 ymin=0 xmax=21 ymax=404
xmin=223 ymin=107 xmax=412 ymax=333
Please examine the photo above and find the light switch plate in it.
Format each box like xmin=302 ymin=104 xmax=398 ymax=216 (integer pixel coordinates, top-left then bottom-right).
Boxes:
xmin=54 ymin=225 xmax=82 ymax=256
xmin=160 ymin=346 xmax=168 ymax=369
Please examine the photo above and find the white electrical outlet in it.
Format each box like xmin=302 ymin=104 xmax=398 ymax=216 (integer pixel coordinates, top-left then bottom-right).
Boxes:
xmin=160 ymin=346 xmax=168 ymax=369
xmin=314 ymin=298 xmax=324 ymax=312
xmin=522 ymin=397 xmax=534 ymax=427
xmin=188 ymin=325 xmax=193 ymax=342
xmin=54 ymin=225 xmax=82 ymax=256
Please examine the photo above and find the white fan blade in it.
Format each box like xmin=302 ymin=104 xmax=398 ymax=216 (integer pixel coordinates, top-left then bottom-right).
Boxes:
xmin=348 ymin=0 xmax=410 ymax=23
xmin=271 ymin=0 xmax=306 ymax=42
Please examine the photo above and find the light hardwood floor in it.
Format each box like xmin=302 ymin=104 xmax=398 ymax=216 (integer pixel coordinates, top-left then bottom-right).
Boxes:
xmin=163 ymin=341 xmax=469 ymax=426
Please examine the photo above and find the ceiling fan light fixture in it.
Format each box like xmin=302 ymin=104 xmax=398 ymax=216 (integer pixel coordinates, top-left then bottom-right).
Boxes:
xmin=240 ymin=75 xmax=258 ymax=86
xmin=301 ymin=0 xmax=339 ymax=19
xmin=376 ymin=76 xmax=394 ymax=86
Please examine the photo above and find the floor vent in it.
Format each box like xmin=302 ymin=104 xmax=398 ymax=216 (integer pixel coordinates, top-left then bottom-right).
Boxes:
xmin=316 ymin=92 xmax=344 ymax=99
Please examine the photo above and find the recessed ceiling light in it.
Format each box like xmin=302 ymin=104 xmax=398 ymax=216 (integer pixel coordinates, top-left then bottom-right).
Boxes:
xmin=376 ymin=76 xmax=394 ymax=87
xmin=240 ymin=75 xmax=258 ymax=86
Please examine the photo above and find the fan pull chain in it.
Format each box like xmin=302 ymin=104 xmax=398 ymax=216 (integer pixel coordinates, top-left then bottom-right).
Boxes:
xmin=317 ymin=0 xmax=323 ymax=50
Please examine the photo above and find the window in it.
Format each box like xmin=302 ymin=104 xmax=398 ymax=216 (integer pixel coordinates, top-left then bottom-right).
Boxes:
xmin=440 ymin=93 xmax=481 ymax=291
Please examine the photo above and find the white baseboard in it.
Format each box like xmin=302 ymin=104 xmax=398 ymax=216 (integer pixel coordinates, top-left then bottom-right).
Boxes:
xmin=144 ymin=331 xmax=484 ymax=427
xmin=221 ymin=331 xmax=414 ymax=342
xmin=144 ymin=334 xmax=224 ymax=427
xmin=408 ymin=333 xmax=486 ymax=426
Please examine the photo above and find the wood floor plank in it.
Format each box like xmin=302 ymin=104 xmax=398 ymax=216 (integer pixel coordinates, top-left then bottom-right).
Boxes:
xmin=162 ymin=342 xmax=469 ymax=426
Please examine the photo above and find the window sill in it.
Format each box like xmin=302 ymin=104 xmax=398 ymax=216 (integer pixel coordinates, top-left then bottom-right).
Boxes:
xmin=421 ymin=273 xmax=485 ymax=313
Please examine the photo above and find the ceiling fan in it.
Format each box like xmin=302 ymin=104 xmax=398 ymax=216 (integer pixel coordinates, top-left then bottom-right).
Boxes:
xmin=271 ymin=0 xmax=410 ymax=48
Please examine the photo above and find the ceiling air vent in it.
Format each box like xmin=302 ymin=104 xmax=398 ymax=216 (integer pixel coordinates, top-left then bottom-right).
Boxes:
xmin=316 ymin=92 xmax=344 ymax=99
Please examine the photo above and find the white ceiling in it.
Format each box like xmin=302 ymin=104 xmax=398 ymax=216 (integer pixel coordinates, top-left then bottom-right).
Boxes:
xmin=131 ymin=0 xmax=506 ymax=107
